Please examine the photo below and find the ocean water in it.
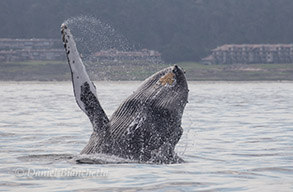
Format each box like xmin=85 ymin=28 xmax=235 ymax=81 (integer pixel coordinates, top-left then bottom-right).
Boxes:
xmin=0 ymin=81 xmax=292 ymax=191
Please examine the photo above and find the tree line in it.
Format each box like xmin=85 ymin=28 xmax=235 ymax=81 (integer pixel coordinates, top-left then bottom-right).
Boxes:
xmin=1 ymin=0 xmax=293 ymax=63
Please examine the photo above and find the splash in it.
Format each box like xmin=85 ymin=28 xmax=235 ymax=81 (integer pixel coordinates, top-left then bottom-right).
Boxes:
xmin=74 ymin=154 xmax=138 ymax=164
xmin=63 ymin=15 xmax=131 ymax=58
xmin=62 ymin=16 xmax=165 ymax=80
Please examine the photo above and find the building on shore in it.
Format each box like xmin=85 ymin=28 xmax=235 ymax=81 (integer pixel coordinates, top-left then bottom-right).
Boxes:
xmin=0 ymin=38 xmax=64 ymax=62
xmin=90 ymin=48 xmax=161 ymax=64
xmin=202 ymin=44 xmax=293 ymax=64
xmin=0 ymin=49 xmax=65 ymax=62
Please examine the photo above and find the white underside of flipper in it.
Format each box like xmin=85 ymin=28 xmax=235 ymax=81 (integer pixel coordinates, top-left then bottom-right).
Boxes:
xmin=61 ymin=24 xmax=97 ymax=114
xmin=61 ymin=24 xmax=109 ymax=131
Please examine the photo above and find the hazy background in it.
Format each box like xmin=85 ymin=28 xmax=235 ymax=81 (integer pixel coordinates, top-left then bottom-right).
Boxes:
xmin=1 ymin=1 xmax=293 ymax=191
xmin=1 ymin=0 xmax=293 ymax=63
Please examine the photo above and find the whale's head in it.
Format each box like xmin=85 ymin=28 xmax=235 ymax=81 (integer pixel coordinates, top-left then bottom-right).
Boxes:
xmin=108 ymin=65 xmax=188 ymax=162
xmin=136 ymin=65 xmax=189 ymax=118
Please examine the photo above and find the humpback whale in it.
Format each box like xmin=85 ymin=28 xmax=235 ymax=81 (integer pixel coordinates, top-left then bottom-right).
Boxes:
xmin=61 ymin=24 xmax=189 ymax=164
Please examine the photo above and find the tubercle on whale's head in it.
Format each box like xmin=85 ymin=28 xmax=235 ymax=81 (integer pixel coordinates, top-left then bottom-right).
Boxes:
xmin=156 ymin=65 xmax=188 ymax=92
xmin=146 ymin=65 xmax=189 ymax=112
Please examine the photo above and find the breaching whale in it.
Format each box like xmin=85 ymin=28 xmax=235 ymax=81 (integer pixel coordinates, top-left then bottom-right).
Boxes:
xmin=61 ymin=24 xmax=189 ymax=164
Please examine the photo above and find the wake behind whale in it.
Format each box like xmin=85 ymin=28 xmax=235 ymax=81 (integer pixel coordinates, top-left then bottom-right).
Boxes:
xmin=61 ymin=23 xmax=189 ymax=164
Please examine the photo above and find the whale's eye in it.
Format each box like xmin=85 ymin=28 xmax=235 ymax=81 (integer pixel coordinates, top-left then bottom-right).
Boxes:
xmin=159 ymin=72 xmax=175 ymax=86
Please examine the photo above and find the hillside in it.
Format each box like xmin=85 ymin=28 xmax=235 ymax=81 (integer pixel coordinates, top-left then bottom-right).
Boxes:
xmin=1 ymin=0 xmax=293 ymax=62
xmin=1 ymin=61 xmax=292 ymax=81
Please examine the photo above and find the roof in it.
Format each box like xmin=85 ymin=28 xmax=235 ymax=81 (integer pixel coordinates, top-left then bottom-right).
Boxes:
xmin=0 ymin=38 xmax=60 ymax=42
xmin=201 ymin=55 xmax=214 ymax=61
xmin=213 ymin=44 xmax=293 ymax=51
xmin=0 ymin=49 xmax=64 ymax=54
xmin=92 ymin=49 xmax=161 ymax=57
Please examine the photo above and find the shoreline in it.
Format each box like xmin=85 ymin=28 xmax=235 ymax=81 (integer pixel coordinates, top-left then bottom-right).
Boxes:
xmin=1 ymin=61 xmax=293 ymax=82
xmin=1 ymin=80 xmax=292 ymax=85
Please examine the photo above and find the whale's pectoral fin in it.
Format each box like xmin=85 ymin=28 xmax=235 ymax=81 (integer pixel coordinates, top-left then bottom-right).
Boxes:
xmin=80 ymin=82 xmax=109 ymax=131
xmin=61 ymin=24 xmax=109 ymax=132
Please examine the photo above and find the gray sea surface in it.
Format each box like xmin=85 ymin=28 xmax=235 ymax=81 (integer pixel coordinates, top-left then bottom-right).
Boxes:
xmin=0 ymin=81 xmax=292 ymax=191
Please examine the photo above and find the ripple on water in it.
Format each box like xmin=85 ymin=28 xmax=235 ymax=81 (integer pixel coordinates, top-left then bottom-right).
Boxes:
xmin=0 ymin=82 xmax=293 ymax=191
